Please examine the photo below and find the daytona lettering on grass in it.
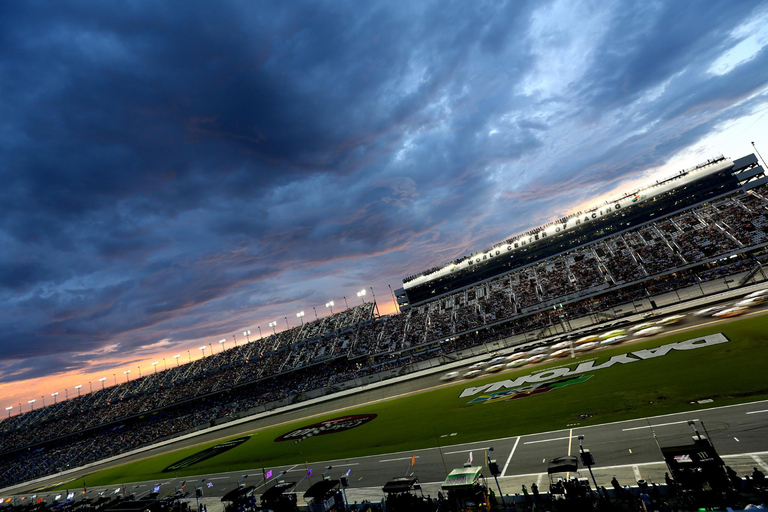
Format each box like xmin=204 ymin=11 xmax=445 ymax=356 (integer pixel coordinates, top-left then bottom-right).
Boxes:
xmin=469 ymin=374 xmax=593 ymax=404
xmin=460 ymin=333 xmax=729 ymax=399
xmin=275 ymin=414 xmax=377 ymax=443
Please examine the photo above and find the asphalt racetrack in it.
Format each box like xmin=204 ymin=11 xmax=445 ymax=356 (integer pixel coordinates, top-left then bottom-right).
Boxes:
xmin=8 ymin=302 xmax=768 ymax=503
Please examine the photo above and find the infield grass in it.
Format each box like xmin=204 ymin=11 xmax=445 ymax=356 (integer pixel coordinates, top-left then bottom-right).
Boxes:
xmin=71 ymin=312 xmax=768 ymax=488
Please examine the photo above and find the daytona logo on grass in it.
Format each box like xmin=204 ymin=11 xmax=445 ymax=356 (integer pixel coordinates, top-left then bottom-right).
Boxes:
xmin=163 ymin=436 xmax=250 ymax=472
xmin=275 ymin=414 xmax=377 ymax=443
xmin=468 ymin=374 xmax=593 ymax=404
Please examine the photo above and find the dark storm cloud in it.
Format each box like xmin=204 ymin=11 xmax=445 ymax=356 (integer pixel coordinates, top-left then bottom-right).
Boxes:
xmin=580 ymin=1 xmax=759 ymax=108
xmin=0 ymin=0 xmax=767 ymax=391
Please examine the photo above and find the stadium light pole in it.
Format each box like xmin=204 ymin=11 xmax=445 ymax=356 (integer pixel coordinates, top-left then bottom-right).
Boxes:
xmin=187 ymin=350 xmax=191 ymax=362
xmin=51 ymin=392 xmax=59 ymax=404
xmin=163 ymin=358 xmax=167 ymax=370
xmin=232 ymin=334 xmax=237 ymax=346
xmin=99 ymin=377 xmax=106 ymax=390
xmin=257 ymin=326 xmax=263 ymax=339
xmin=344 ymin=296 xmax=348 ymax=309
xmin=200 ymin=346 xmax=206 ymax=358
xmin=326 ymin=301 xmax=334 ymax=315
xmin=752 ymin=141 xmax=768 ymax=170
xmin=173 ymin=354 xmax=180 ymax=367
xmin=370 ymin=287 xmax=380 ymax=317
xmin=138 ymin=366 xmax=142 ymax=378
xmin=219 ymin=339 xmax=226 ymax=352
xmin=28 ymin=399 xmax=35 ymax=412
xmin=89 ymin=381 xmax=92 ymax=393
xmin=297 ymin=311 xmax=305 ymax=325
xmin=269 ymin=321 xmax=277 ymax=335
xmin=113 ymin=373 xmax=117 ymax=386
xmin=243 ymin=330 xmax=251 ymax=343
xmin=5 ymin=406 xmax=11 ymax=419
xmin=284 ymin=316 xmax=289 ymax=329
xmin=151 ymin=361 xmax=158 ymax=374
xmin=75 ymin=384 xmax=82 ymax=397
xmin=357 ymin=289 xmax=366 ymax=303
xmin=124 ymin=370 xmax=131 ymax=382
xmin=389 ymin=284 xmax=398 ymax=312
xmin=41 ymin=395 xmax=45 ymax=407
xmin=209 ymin=342 xmax=213 ymax=355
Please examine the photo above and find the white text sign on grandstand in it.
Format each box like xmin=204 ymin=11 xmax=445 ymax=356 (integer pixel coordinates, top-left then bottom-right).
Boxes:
xmin=459 ymin=333 xmax=729 ymax=398
xmin=404 ymin=159 xmax=733 ymax=289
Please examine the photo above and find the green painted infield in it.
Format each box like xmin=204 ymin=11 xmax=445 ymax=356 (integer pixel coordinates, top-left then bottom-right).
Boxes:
xmin=73 ymin=313 xmax=768 ymax=488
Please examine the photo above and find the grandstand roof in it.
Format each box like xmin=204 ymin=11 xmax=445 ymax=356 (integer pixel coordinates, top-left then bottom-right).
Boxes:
xmin=403 ymin=157 xmax=734 ymax=290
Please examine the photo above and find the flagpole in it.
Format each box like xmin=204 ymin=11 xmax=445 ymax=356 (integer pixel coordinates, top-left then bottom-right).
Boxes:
xmin=405 ymin=454 xmax=415 ymax=477
xmin=433 ymin=426 xmax=449 ymax=476
xmin=487 ymin=447 xmax=507 ymax=508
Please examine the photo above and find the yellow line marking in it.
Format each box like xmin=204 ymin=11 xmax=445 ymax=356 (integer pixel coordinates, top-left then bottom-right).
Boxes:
xmin=566 ymin=428 xmax=573 ymax=479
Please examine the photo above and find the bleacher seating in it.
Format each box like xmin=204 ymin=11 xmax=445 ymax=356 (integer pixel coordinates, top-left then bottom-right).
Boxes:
xmin=1 ymin=188 xmax=768 ymax=488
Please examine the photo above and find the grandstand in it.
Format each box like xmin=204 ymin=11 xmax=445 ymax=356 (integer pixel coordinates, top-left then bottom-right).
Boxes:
xmin=396 ymin=153 xmax=765 ymax=307
xmin=0 ymin=153 xmax=767 ymax=489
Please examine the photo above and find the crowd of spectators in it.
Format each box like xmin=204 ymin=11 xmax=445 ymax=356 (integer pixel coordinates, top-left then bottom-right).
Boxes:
xmin=1 ymin=188 xmax=768 ymax=488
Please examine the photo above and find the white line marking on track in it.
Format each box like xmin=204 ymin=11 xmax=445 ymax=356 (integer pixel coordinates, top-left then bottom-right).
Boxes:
xmin=752 ymin=455 xmax=768 ymax=474
xmin=379 ymin=456 xmax=419 ymax=463
xmin=444 ymin=447 xmax=489 ymax=455
xmin=524 ymin=436 xmax=574 ymax=445
xmin=501 ymin=437 xmax=520 ymax=477
xmin=746 ymin=409 xmax=768 ymax=415
xmin=632 ymin=466 xmax=642 ymax=481
xmin=266 ymin=467 xmax=295 ymax=485
xmin=622 ymin=419 xmax=698 ymax=431
xmin=735 ymin=438 xmax=740 ymax=442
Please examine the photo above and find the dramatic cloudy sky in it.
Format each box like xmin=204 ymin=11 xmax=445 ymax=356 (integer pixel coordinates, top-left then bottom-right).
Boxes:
xmin=2 ymin=0 xmax=768 ymax=412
